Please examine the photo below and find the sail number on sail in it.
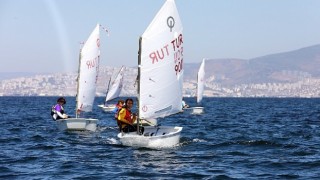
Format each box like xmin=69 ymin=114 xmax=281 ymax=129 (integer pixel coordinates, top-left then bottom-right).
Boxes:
xmin=86 ymin=56 xmax=100 ymax=69
xmin=148 ymin=34 xmax=183 ymax=75
xmin=85 ymin=55 xmax=100 ymax=83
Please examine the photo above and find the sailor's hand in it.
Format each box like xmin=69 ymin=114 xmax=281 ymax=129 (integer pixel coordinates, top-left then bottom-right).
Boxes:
xmin=132 ymin=113 xmax=137 ymax=120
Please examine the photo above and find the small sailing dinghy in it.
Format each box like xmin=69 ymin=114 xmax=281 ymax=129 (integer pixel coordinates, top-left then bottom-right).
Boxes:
xmin=117 ymin=0 xmax=184 ymax=148
xmin=98 ymin=66 xmax=125 ymax=112
xmin=184 ymin=59 xmax=206 ymax=114
xmin=56 ymin=24 xmax=101 ymax=131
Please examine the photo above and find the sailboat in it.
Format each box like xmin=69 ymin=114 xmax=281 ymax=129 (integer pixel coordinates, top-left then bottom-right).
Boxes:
xmin=184 ymin=59 xmax=206 ymax=114
xmin=98 ymin=66 xmax=125 ymax=112
xmin=56 ymin=24 xmax=101 ymax=131
xmin=117 ymin=0 xmax=183 ymax=148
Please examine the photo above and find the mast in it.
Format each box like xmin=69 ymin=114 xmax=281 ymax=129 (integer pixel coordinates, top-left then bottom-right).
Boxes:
xmin=137 ymin=37 xmax=142 ymax=134
xmin=104 ymin=76 xmax=112 ymax=104
xmin=76 ymin=45 xmax=83 ymax=118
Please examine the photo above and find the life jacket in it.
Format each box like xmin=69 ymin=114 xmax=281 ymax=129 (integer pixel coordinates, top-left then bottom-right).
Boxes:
xmin=51 ymin=104 xmax=64 ymax=119
xmin=51 ymin=105 xmax=56 ymax=116
xmin=123 ymin=108 xmax=133 ymax=124
xmin=117 ymin=108 xmax=133 ymax=130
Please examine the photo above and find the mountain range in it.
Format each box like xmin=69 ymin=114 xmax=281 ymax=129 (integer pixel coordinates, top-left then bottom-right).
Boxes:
xmin=184 ymin=44 xmax=320 ymax=86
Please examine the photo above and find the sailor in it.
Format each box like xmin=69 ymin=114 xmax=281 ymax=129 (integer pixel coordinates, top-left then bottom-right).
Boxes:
xmin=51 ymin=97 xmax=68 ymax=120
xmin=182 ymin=100 xmax=189 ymax=109
xmin=117 ymin=98 xmax=138 ymax=132
xmin=113 ymin=99 xmax=125 ymax=119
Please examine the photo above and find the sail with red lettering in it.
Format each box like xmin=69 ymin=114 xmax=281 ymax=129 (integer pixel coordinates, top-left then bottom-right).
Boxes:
xmin=197 ymin=59 xmax=205 ymax=103
xmin=139 ymin=0 xmax=183 ymax=119
xmin=55 ymin=23 xmax=100 ymax=132
xmin=117 ymin=0 xmax=183 ymax=148
xmin=77 ymin=24 xmax=100 ymax=112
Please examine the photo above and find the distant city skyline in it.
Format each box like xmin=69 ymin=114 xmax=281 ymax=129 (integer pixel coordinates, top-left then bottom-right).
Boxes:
xmin=2 ymin=65 xmax=320 ymax=97
xmin=0 ymin=0 xmax=319 ymax=73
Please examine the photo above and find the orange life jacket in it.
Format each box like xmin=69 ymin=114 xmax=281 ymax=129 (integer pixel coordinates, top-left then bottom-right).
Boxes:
xmin=117 ymin=108 xmax=133 ymax=127
xmin=123 ymin=108 xmax=133 ymax=124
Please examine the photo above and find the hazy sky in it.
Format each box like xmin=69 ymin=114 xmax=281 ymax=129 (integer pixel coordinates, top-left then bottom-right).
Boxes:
xmin=0 ymin=0 xmax=319 ymax=73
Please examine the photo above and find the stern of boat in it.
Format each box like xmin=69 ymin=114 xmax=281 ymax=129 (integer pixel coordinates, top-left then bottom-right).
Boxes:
xmin=56 ymin=118 xmax=98 ymax=131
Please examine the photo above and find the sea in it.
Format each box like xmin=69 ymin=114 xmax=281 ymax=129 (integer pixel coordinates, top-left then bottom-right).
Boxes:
xmin=1 ymin=96 xmax=320 ymax=179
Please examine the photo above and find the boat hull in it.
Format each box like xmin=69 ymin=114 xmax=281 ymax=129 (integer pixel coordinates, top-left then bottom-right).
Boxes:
xmin=184 ymin=107 xmax=204 ymax=114
xmin=98 ymin=104 xmax=116 ymax=112
xmin=117 ymin=126 xmax=182 ymax=148
xmin=56 ymin=118 xmax=98 ymax=131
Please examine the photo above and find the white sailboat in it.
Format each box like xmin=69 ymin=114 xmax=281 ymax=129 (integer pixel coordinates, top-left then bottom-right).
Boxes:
xmin=184 ymin=59 xmax=206 ymax=114
xmin=98 ymin=66 xmax=125 ymax=112
xmin=56 ymin=24 xmax=101 ymax=131
xmin=117 ymin=0 xmax=183 ymax=148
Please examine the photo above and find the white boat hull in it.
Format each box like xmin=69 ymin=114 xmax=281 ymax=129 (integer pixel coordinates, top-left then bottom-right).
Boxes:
xmin=184 ymin=107 xmax=204 ymax=114
xmin=56 ymin=118 xmax=98 ymax=131
xmin=98 ymin=104 xmax=115 ymax=112
xmin=117 ymin=126 xmax=182 ymax=148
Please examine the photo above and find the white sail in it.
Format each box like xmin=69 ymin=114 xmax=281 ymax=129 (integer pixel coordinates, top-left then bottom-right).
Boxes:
xmin=139 ymin=0 xmax=183 ymax=119
xmin=77 ymin=24 xmax=100 ymax=112
xmin=56 ymin=24 xmax=100 ymax=132
xmin=105 ymin=66 xmax=125 ymax=102
xmin=117 ymin=0 xmax=183 ymax=148
xmin=197 ymin=59 xmax=205 ymax=103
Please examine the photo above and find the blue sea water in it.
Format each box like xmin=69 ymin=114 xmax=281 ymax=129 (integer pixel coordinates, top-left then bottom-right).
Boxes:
xmin=0 ymin=96 xmax=320 ymax=179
